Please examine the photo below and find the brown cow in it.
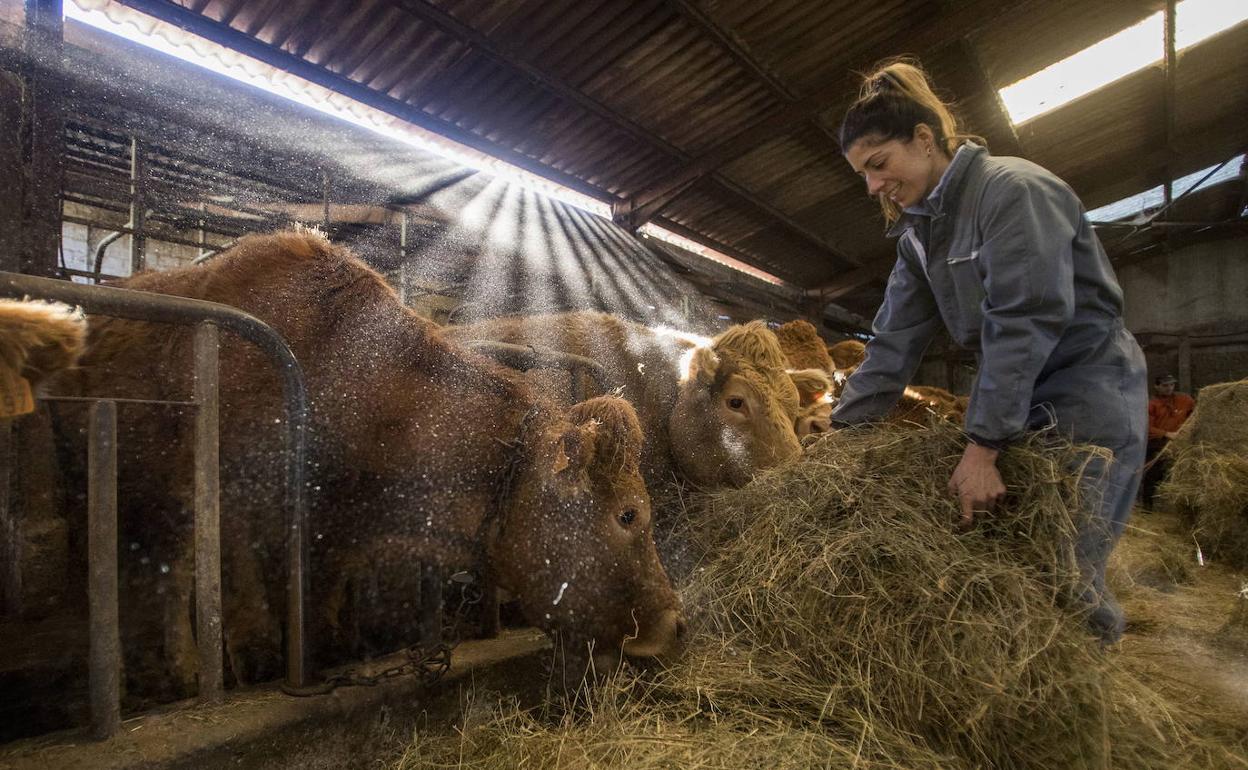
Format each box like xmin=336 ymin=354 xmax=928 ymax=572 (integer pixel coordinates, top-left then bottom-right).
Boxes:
xmin=828 ymin=339 xmax=867 ymax=372
xmin=0 ymin=300 xmax=86 ymax=418
xmin=52 ymin=230 xmax=681 ymax=694
xmin=445 ymin=313 xmax=828 ymax=490
xmin=790 ymin=337 xmax=967 ymax=432
xmin=773 ymin=319 xmax=833 ymax=373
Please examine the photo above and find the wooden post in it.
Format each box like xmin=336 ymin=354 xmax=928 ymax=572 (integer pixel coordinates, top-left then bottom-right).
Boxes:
xmin=88 ymin=400 xmax=121 ymax=739
xmin=1177 ymin=335 xmax=1192 ymax=394
xmin=22 ymin=0 xmax=65 ymax=278
xmin=193 ymin=323 xmax=223 ymax=701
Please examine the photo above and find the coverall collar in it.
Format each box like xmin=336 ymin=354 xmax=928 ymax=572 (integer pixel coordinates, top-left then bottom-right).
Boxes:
xmin=886 ymin=141 xmax=986 ymax=238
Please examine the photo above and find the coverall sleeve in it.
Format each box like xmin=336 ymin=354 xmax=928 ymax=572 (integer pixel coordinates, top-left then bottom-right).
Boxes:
xmin=963 ymin=171 xmax=1079 ymax=445
xmin=831 ymin=236 xmax=942 ymax=425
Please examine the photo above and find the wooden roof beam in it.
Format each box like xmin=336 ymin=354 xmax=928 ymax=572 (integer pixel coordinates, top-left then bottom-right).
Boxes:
xmin=625 ymin=0 xmax=1037 ymax=225
xmin=666 ymin=0 xmax=797 ymax=101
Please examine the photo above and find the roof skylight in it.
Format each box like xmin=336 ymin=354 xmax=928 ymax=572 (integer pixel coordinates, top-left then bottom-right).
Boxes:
xmin=1087 ymin=154 xmax=1245 ymax=223
xmin=999 ymin=0 xmax=1248 ymax=125
xmin=63 ymin=0 xmax=787 ymax=286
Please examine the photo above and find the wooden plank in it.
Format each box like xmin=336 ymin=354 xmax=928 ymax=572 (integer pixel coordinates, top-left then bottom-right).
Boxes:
xmin=22 ymin=0 xmax=65 ymax=278
xmin=193 ymin=323 xmax=223 ymax=702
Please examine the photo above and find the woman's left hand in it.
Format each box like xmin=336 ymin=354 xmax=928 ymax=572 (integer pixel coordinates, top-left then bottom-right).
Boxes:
xmin=948 ymin=443 xmax=1006 ymax=529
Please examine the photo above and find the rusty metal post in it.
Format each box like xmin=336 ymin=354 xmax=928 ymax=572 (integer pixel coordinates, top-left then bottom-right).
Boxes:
xmin=22 ymin=0 xmax=65 ymax=278
xmin=398 ymin=209 xmax=410 ymax=304
xmin=0 ymin=419 xmax=16 ymax=617
xmin=129 ymin=136 xmax=146 ymax=274
xmin=419 ymin=563 xmax=442 ymax=646
xmin=88 ymin=400 xmax=120 ymax=739
xmin=1162 ymin=0 xmax=1177 ymax=208
xmin=0 ymin=72 xmax=23 ymax=275
xmin=193 ymin=323 xmax=223 ymax=701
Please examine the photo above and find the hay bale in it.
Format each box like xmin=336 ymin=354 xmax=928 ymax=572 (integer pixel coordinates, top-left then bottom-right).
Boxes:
xmin=1160 ymin=379 xmax=1248 ymax=570
xmin=1216 ymin=584 xmax=1248 ymax=656
xmin=1169 ymin=379 xmax=1248 ymax=454
xmin=1108 ymin=520 xmax=1196 ymax=598
xmin=405 ymin=422 xmax=1236 ymax=769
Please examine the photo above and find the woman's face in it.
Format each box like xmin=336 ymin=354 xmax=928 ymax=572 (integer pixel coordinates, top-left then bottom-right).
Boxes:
xmin=845 ymin=127 xmax=944 ymax=210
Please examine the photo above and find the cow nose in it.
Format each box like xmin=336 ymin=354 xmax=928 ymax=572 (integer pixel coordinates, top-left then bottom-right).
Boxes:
xmin=622 ymin=608 xmax=684 ymax=658
xmin=796 ymin=415 xmax=831 ymax=436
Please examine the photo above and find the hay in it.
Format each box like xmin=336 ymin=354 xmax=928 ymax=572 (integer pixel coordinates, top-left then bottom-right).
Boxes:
xmin=1216 ymin=584 xmax=1248 ymax=656
xmin=1160 ymin=379 xmax=1248 ymax=570
xmin=1108 ymin=519 xmax=1196 ymax=602
xmin=402 ymin=422 xmax=1242 ymax=769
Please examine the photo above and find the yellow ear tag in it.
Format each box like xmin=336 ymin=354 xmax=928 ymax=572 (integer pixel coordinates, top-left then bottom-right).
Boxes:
xmin=0 ymin=369 xmax=35 ymax=418
xmin=551 ymin=444 xmax=571 ymax=475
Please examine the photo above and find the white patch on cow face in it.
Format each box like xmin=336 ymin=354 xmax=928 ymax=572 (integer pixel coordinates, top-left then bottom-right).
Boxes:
xmin=718 ymin=424 xmax=749 ymax=462
xmin=649 ymin=325 xmax=712 ymax=349
xmin=677 ymin=347 xmax=697 ymax=383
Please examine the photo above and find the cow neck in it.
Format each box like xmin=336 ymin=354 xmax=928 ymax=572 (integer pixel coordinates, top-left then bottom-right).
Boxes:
xmin=477 ymin=402 xmax=547 ymax=563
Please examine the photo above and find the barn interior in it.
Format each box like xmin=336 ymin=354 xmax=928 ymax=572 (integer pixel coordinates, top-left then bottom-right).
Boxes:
xmin=1 ymin=0 xmax=1246 ymax=767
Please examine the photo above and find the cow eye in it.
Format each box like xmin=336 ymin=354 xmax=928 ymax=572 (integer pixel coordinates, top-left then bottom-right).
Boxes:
xmin=618 ymin=509 xmax=637 ymax=527
xmin=727 ymin=396 xmax=745 ymax=410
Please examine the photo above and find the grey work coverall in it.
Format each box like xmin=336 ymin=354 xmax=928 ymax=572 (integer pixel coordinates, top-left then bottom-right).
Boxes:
xmin=832 ymin=142 xmax=1147 ymax=642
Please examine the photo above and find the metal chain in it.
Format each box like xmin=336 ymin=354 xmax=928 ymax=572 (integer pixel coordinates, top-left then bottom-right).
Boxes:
xmin=281 ymin=566 xmax=496 ymax=697
xmin=281 ymin=642 xmax=453 ymax=697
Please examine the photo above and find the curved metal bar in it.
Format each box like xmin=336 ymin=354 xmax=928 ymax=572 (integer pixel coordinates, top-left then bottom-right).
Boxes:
xmin=463 ymin=340 xmax=610 ymax=397
xmin=91 ymin=230 xmax=125 ymax=284
xmin=0 ymin=271 xmax=312 ymax=688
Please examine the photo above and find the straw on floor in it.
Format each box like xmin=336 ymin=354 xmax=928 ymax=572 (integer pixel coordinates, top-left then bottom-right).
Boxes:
xmin=401 ymin=420 xmax=1242 ymax=770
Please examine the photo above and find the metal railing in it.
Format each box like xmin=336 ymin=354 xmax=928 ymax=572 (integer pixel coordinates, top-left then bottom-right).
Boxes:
xmin=0 ymin=272 xmax=312 ymax=736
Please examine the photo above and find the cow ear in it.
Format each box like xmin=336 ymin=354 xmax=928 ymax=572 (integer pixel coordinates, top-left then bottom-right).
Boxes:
xmin=552 ymin=420 xmax=599 ymax=476
xmin=788 ymin=368 xmax=832 ymax=408
xmin=683 ymin=346 xmax=720 ymax=386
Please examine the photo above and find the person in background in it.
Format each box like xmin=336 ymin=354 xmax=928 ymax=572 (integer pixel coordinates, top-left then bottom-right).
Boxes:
xmin=1141 ymin=373 xmax=1195 ymax=508
xmin=829 ymin=58 xmax=1147 ymax=644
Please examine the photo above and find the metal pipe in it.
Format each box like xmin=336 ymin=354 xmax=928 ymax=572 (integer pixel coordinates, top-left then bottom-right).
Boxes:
xmin=62 ymin=216 xmax=235 ymax=258
xmin=88 ymin=399 xmax=120 ymax=740
xmin=0 ymin=272 xmax=313 ymax=687
xmin=462 ymin=340 xmax=610 ymax=396
xmin=92 ymin=230 xmax=125 ymax=284
xmin=193 ymin=323 xmax=223 ymax=701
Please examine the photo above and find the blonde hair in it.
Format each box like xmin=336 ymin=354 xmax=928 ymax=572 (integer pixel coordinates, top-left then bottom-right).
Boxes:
xmin=840 ymin=58 xmax=983 ymax=225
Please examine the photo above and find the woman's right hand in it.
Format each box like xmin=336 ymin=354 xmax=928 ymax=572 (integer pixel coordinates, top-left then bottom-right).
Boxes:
xmin=948 ymin=443 xmax=1006 ymax=529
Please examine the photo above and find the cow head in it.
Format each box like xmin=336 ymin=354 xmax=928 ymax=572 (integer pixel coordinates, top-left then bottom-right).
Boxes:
xmin=667 ymin=322 xmax=807 ymax=487
xmin=490 ymin=395 xmax=684 ymax=664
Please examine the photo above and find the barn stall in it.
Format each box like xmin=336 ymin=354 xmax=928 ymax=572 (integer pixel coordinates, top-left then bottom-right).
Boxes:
xmin=0 ymin=0 xmax=1246 ymax=767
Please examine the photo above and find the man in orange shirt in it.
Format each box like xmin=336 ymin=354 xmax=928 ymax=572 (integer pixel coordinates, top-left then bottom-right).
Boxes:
xmin=1142 ymin=373 xmax=1195 ymax=508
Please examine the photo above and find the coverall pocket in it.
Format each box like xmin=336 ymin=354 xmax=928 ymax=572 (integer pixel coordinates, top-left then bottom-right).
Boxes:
xmin=1032 ymin=364 xmax=1136 ymax=451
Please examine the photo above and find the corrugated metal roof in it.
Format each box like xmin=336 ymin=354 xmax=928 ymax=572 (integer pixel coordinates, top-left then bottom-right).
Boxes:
xmin=98 ymin=0 xmax=1248 ymax=308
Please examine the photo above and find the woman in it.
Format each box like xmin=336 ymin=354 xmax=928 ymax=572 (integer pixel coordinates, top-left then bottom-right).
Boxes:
xmin=830 ymin=60 xmax=1146 ymax=644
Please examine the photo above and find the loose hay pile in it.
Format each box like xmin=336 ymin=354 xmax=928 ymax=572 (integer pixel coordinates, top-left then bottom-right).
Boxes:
xmin=1160 ymin=379 xmax=1248 ymax=570
xmin=404 ymin=422 xmax=1242 ymax=769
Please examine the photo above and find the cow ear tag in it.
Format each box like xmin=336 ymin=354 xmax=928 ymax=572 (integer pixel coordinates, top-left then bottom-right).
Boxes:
xmin=551 ymin=443 xmax=572 ymax=475
xmin=0 ymin=369 xmax=35 ymax=418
